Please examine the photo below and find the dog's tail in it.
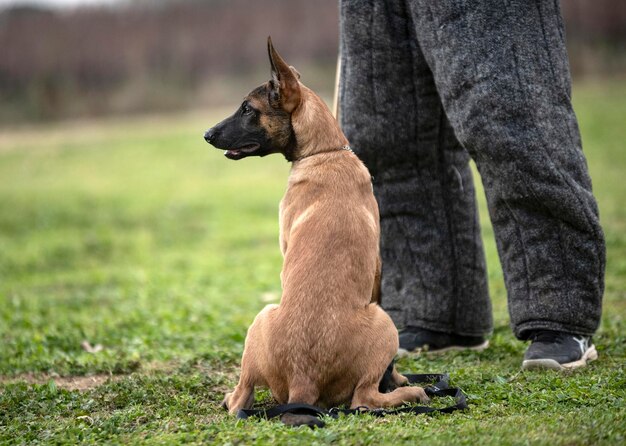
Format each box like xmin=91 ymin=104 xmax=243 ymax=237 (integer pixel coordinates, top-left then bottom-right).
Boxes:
xmin=280 ymin=412 xmax=325 ymax=428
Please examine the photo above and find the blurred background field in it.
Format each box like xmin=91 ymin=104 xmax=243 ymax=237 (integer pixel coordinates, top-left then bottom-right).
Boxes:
xmin=0 ymin=0 xmax=625 ymax=444
xmin=0 ymin=0 xmax=625 ymax=124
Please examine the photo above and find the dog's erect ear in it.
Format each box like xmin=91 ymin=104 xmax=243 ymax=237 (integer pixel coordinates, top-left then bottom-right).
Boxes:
xmin=289 ymin=66 xmax=301 ymax=80
xmin=267 ymin=36 xmax=301 ymax=113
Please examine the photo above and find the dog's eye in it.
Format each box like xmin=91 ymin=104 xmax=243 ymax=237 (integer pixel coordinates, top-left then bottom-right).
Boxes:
xmin=242 ymin=104 xmax=253 ymax=116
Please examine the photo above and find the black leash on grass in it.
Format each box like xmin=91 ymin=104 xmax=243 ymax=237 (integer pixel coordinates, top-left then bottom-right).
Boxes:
xmin=235 ymin=372 xmax=468 ymax=421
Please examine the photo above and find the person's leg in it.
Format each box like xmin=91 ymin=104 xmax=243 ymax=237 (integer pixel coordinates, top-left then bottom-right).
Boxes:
xmin=339 ymin=0 xmax=492 ymax=339
xmin=406 ymin=0 xmax=605 ymax=343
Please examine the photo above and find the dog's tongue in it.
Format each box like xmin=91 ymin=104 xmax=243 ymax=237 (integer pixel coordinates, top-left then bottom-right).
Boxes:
xmin=225 ymin=149 xmax=241 ymax=157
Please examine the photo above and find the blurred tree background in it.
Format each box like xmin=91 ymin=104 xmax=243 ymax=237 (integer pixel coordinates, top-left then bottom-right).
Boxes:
xmin=0 ymin=0 xmax=624 ymax=124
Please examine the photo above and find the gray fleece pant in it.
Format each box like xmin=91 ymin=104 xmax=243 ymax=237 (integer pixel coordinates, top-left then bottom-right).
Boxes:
xmin=339 ymin=0 xmax=605 ymax=339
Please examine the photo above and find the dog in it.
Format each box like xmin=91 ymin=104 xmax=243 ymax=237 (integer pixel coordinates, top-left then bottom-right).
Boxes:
xmin=204 ymin=38 xmax=428 ymax=426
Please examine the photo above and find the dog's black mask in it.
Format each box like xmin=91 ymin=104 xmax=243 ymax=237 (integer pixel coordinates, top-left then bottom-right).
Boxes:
xmin=204 ymin=38 xmax=300 ymax=161
xmin=204 ymin=90 xmax=271 ymax=160
xmin=204 ymin=83 xmax=297 ymax=161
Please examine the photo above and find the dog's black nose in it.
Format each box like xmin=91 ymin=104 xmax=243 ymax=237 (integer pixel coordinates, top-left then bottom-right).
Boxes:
xmin=204 ymin=128 xmax=216 ymax=144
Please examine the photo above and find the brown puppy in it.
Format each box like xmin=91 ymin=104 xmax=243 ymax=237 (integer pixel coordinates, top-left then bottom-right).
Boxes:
xmin=204 ymin=38 xmax=428 ymax=422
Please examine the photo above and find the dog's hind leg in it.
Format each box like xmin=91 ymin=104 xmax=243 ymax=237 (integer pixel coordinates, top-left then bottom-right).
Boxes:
xmin=352 ymin=305 xmax=428 ymax=408
xmin=351 ymin=348 xmax=428 ymax=408
xmin=351 ymin=381 xmax=428 ymax=409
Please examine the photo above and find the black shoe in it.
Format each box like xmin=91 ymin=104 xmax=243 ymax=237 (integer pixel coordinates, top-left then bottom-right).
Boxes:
xmin=522 ymin=330 xmax=598 ymax=371
xmin=397 ymin=326 xmax=489 ymax=356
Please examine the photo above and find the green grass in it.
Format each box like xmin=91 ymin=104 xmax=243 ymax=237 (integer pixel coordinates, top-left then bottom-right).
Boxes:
xmin=1 ymin=82 xmax=625 ymax=445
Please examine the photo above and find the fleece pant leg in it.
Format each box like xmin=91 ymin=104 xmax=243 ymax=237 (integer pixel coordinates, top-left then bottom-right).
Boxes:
xmin=339 ymin=0 xmax=492 ymax=337
xmin=404 ymin=0 xmax=605 ymax=338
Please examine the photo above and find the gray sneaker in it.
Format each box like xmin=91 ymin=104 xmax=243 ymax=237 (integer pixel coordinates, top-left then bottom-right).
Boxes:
xmin=522 ymin=330 xmax=598 ymax=371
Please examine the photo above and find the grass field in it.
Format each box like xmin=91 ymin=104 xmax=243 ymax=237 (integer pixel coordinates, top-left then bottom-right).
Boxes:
xmin=1 ymin=82 xmax=625 ymax=445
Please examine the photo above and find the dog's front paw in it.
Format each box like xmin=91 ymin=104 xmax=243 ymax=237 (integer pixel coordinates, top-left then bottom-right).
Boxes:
xmin=221 ymin=392 xmax=233 ymax=411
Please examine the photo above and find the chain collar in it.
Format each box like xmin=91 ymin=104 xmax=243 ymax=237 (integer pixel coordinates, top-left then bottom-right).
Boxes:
xmin=294 ymin=145 xmax=353 ymax=162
